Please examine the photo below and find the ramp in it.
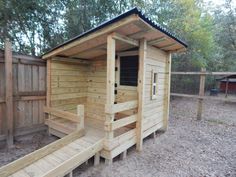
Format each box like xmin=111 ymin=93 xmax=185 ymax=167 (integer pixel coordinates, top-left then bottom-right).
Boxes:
xmin=0 ymin=128 xmax=104 ymax=177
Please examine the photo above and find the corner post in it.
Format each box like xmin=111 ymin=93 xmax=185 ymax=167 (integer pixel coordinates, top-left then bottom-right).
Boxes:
xmin=5 ymin=39 xmax=14 ymax=147
xmin=105 ymin=34 xmax=115 ymax=139
xmin=163 ymin=52 xmax=172 ymax=131
xmin=197 ymin=68 xmax=206 ymax=120
xmin=136 ymin=38 xmax=146 ymax=151
xmin=104 ymin=34 xmax=116 ymax=164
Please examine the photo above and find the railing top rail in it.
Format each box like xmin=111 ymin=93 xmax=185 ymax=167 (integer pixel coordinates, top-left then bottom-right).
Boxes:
xmin=105 ymin=100 xmax=138 ymax=114
xmin=171 ymin=72 xmax=236 ymax=75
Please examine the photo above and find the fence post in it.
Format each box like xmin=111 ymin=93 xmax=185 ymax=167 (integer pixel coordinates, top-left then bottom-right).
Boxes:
xmin=197 ymin=68 xmax=206 ymax=120
xmin=5 ymin=39 xmax=14 ymax=147
xmin=225 ymin=78 xmax=229 ymax=98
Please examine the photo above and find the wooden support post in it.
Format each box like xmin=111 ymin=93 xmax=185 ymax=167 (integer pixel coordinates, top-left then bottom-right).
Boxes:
xmin=5 ymin=39 xmax=14 ymax=147
xmin=105 ymin=34 xmax=116 ymax=140
xmin=94 ymin=152 xmax=100 ymax=166
xmin=77 ymin=105 xmax=84 ymax=130
xmin=120 ymin=150 xmax=127 ymax=160
xmin=105 ymin=159 xmax=113 ymax=165
xmin=136 ymin=39 xmax=146 ymax=151
xmin=225 ymin=78 xmax=229 ymax=98
xmin=197 ymin=68 xmax=206 ymax=120
xmin=163 ymin=52 xmax=172 ymax=131
xmin=152 ymin=132 xmax=156 ymax=144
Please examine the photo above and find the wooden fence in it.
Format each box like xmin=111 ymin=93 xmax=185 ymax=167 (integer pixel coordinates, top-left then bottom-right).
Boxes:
xmin=171 ymin=69 xmax=236 ymax=120
xmin=0 ymin=40 xmax=46 ymax=146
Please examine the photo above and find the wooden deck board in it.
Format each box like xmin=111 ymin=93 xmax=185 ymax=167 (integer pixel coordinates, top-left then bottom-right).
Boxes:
xmin=11 ymin=170 xmax=31 ymax=177
xmin=24 ymin=163 xmax=45 ymax=177
xmin=7 ymin=127 xmax=105 ymax=177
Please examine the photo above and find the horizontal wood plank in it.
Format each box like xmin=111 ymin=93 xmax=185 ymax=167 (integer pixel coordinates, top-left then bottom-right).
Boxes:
xmin=105 ymin=100 xmax=138 ymax=114
xmin=44 ymin=107 xmax=80 ymax=123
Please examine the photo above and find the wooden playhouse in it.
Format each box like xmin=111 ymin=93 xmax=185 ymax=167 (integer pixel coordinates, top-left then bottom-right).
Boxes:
xmin=0 ymin=8 xmax=187 ymax=177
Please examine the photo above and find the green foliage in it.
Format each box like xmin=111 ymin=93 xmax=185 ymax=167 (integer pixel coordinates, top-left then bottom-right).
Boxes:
xmin=0 ymin=0 xmax=235 ymax=76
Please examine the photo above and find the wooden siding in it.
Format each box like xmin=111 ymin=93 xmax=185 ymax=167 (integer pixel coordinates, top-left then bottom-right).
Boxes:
xmin=87 ymin=59 xmax=106 ymax=123
xmin=50 ymin=60 xmax=88 ymax=114
xmin=143 ymin=45 xmax=168 ymax=136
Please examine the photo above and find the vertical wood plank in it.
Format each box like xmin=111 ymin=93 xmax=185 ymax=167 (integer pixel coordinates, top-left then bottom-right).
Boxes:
xmin=39 ymin=66 xmax=46 ymax=91
xmin=46 ymin=60 xmax=51 ymax=107
xmin=5 ymin=39 xmax=14 ymax=147
xmin=0 ymin=62 xmax=5 ymax=135
xmin=136 ymin=39 xmax=147 ymax=151
xmin=105 ymin=34 xmax=116 ymax=140
xmin=163 ymin=52 xmax=172 ymax=130
xmin=32 ymin=65 xmax=39 ymax=124
xmin=197 ymin=68 xmax=206 ymax=120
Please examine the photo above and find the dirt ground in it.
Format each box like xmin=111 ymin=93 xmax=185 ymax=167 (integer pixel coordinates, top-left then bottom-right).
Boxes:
xmin=0 ymin=98 xmax=235 ymax=177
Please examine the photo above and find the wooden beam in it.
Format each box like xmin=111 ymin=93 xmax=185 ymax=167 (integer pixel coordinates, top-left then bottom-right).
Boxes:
xmin=0 ymin=130 xmax=85 ymax=177
xmin=42 ymin=15 xmax=139 ymax=59
xmin=128 ymin=29 xmax=151 ymax=38
xmin=43 ymin=139 xmax=103 ymax=177
xmin=105 ymin=34 xmax=116 ymax=140
xmin=160 ymin=43 xmax=177 ymax=50
xmin=105 ymin=114 xmax=137 ymax=131
xmin=15 ymin=95 xmax=46 ymax=101
xmin=103 ymin=129 xmax=136 ymax=151
xmin=136 ymin=38 xmax=147 ymax=151
xmin=117 ymin=50 xmax=139 ymax=56
xmin=105 ymin=100 xmax=138 ymax=114
xmin=171 ymin=93 xmax=236 ymax=103
xmin=197 ymin=68 xmax=206 ymax=120
xmin=15 ymin=91 xmax=46 ymax=96
xmin=148 ymin=36 xmax=166 ymax=45
xmin=5 ymin=39 xmax=14 ymax=147
xmin=163 ymin=52 xmax=171 ymax=130
xmin=171 ymin=71 xmax=236 ymax=75
xmin=52 ymin=56 xmax=90 ymax=65
xmin=44 ymin=107 xmax=80 ymax=123
xmin=111 ymin=32 xmax=139 ymax=46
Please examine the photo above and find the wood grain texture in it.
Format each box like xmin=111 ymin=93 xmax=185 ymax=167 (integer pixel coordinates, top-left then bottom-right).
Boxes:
xmin=0 ymin=48 xmax=46 ymax=142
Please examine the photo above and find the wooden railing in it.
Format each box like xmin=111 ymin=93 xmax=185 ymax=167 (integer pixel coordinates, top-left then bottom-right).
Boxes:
xmin=105 ymin=100 xmax=138 ymax=114
xmin=105 ymin=114 xmax=137 ymax=131
xmin=104 ymin=100 xmax=138 ymax=152
xmin=44 ymin=104 xmax=85 ymax=131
